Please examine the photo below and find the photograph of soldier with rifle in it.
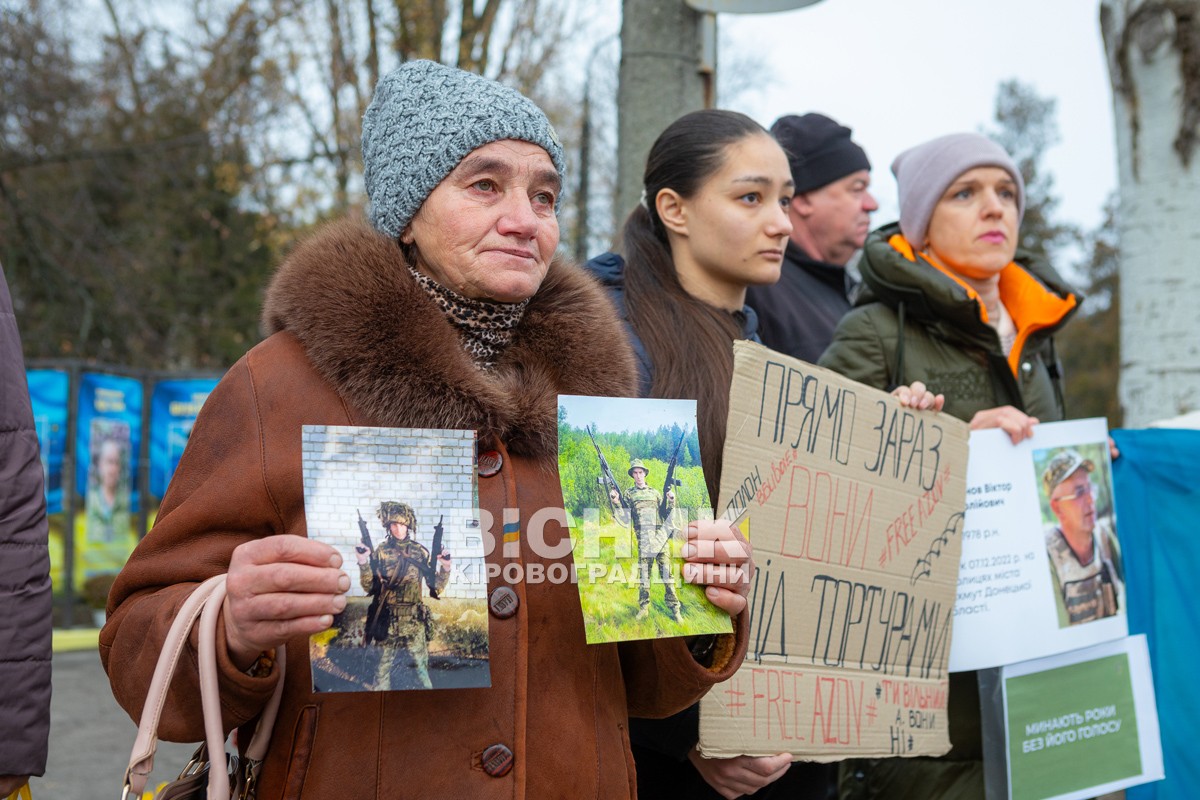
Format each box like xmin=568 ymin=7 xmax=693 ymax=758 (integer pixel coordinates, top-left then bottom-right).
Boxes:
xmin=300 ymin=425 xmax=490 ymax=693
xmin=355 ymin=501 xmax=451 ymax=689
xmin=558 ymin=395 xmax=734 ymax=643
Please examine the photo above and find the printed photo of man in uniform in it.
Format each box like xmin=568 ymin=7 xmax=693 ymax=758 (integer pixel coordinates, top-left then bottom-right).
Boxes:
xmin=356 ymin=501 xmax=452 ymax=689
xmin=1041 ymin=449 xmax=1124 ymax=627
xmin=610 ymin=459 xmax=681 ymax=623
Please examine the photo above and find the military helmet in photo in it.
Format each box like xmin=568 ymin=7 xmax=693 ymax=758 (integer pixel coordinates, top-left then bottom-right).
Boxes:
xmin=1042 ymin=450 xmax=1095 ymax=496
xmin=377 ymin=501 xmax=418 ymax=533
xmin=627 ymin=458 xmax=649 ymax=478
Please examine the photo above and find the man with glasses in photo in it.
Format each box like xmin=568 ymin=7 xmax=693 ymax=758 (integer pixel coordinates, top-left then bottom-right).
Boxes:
xmin=1042 ymin=449 xmax=1124 ymax=626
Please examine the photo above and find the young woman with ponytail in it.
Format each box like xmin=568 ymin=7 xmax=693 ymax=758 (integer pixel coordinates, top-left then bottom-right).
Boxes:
xmin=587 ymin=109 xmax=941 ymax=800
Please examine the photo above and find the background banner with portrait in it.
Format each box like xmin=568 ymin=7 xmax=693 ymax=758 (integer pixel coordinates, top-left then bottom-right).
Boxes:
xmin=699 ymin=342 xmax=970 ymax=760
xmin=27 ymin=368 xmax=70 ymax=595
xmin=949 ymin=418 xmax=1127 ymax=672
xmin=149 ymin=378 xmax=218 ymax=499
xmin=26 ymin=369 xmax=69 ymax=514
xmin=73 ymin=372 xmax=143 ymax=587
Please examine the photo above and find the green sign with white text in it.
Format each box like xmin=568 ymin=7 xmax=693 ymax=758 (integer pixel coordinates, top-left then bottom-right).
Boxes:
xmin=1006 ymin=653 xmax=1141 ymax=799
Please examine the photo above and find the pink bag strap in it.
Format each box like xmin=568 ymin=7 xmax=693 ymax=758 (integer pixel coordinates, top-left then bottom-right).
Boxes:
xmin=122 ymin=575 xmax=287 ymax=800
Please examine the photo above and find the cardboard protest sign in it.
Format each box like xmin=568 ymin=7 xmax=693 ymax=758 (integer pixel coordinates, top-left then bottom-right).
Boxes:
xmin=950 ymin=418 xmax=1127 ymax=672
xmin=699 ymin=342 xmax=969 ymax=760
xmin=1000 ymin=635 xmax=1163 ymax=800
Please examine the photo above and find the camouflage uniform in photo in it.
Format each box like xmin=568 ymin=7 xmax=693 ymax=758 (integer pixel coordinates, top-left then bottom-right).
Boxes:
xmin=622 ymin=460 xmax=680 ymax=617
xmin=1040 ymin=450 xmax=1124 ymax=627
xmin=1045 ymin=516 xmax=1123 ymax=626
xmin=360 ymin=502 xmax=449 ymax=689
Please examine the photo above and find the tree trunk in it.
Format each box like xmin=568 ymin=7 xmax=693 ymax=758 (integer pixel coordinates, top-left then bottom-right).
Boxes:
xmin=1101 ymin=0 xmax=1200 ymax=426
xmin=616 ymin=0 xmax=708 ymax=227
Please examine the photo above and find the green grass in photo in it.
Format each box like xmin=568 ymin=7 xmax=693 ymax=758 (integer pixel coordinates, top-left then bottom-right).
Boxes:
xmin=571 ymin=519 xmax=732 ymax=644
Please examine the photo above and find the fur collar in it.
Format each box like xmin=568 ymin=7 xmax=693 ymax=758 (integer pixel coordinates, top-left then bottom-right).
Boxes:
xmin=262 ymin=218 xmax=636 ymax=458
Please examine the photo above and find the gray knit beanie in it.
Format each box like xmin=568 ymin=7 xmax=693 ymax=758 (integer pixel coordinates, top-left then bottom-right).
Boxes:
xmin=890 ymin=132 xmax=1025 ymax=249
xmin=361 ymin=60 xmax=566 ymax=239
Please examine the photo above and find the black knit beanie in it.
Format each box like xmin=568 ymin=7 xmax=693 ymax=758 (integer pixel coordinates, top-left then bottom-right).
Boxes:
xmin=770 ymin=113 xmax=871 ymax=193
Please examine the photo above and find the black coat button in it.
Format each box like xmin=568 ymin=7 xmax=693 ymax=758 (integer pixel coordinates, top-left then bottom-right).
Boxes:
xmin=489 ymin=586 xmax=519 ymax=619
xmin=482 ymin=743 xmax=514 ymax=777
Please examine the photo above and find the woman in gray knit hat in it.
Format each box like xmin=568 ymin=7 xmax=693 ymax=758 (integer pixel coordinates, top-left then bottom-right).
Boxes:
xmin=103 ymin=60 xmax=752 ymax=799
xmin=819 ymin=134 xmax=1081 ymax=799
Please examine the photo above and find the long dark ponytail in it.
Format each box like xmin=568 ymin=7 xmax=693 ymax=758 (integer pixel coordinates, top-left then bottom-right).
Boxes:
xmin=620 ymin=109 xmax=768 ymax=504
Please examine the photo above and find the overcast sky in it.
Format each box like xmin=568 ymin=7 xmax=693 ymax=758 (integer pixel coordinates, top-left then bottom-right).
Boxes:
xmin=560 ymin=395 xmax=697 ymax=434
xmin=590 ymin=1 xmax=1118 ymax=234
xmin=718 ymin=0 xmax=1117 ymax=232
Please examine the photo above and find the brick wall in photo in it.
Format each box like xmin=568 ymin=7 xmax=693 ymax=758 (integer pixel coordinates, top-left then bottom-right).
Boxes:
xmin=301 ymin=426 xmax=484 ymax=599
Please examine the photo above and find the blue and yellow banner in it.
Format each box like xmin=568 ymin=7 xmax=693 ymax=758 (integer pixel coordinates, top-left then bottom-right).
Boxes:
xmin=149 ymin=378 xmax=217 ymax=499
xmin=26 ymin=369 xmax=69 ymax=513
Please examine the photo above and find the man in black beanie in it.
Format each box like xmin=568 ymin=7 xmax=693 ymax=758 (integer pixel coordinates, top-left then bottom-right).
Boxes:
xmin=747 ymin=112 xmax=876 ymax=364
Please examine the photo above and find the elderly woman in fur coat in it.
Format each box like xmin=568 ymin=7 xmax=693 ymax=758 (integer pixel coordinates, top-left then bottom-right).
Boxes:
xmin=101 ymin=60 xmax=751 ymax=799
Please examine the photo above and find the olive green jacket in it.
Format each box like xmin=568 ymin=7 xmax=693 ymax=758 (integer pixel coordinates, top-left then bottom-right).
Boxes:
xmin=821 ymin=224 xmax=1080 ymax=800
xmin=820 ymin=223 xmax=1080 ymax=424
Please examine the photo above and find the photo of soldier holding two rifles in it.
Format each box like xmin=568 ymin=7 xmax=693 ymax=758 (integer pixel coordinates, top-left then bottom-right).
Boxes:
xmin=557 ymin=395 xmax=735 ymax=644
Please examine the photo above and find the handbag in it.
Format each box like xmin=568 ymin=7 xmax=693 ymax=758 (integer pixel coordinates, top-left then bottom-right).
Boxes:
xmin=121 ymin=575 xmax=287 ymax=800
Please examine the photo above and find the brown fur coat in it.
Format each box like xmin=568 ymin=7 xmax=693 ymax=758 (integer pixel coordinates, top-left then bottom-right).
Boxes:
xmin=103 ymin=218 xmax=748 ymax=800
xmin=262 ymin=218 xmax=635 ymax=455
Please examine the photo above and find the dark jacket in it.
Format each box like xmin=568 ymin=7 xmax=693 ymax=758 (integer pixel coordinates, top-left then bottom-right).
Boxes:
xmin=820 ymin=223 xmax=1078 ymax=423
xmin=745 ymin=240 xmax=856 ymax=364
xmin=819 ymin=224 xmax=1079 ymax=800
xmin=0 ymin=263 xmax=52 ymax=779
xmin=101 ymin=220 xmax=747 ymax=800
xmin=584 ymin=252 xmax=760 ymax=389
xmin=585 ymin=251 xmax=833 ymax=800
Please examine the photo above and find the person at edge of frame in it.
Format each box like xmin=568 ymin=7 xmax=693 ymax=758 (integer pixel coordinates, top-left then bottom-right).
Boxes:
xmin=0 ymin=261 xmax=53 ymax=799
xmin=819 ymin=132 xmax=1080 ymax=800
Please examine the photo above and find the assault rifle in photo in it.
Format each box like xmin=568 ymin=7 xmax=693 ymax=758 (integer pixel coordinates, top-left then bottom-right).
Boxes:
xmin=660 ymin=428 xmax=687 ymax=538
xmin=357 ymin=510 xmax=388 ymax=643
xmin=357 ymin=509 xmax=374 ymax=554
xmin=427 ymin=515 xmax=445 ymax=599
xmin=587 ymin=425 xmax=628 ymax=524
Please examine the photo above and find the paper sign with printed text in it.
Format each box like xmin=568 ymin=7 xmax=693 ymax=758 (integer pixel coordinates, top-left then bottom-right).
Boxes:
xmin=949 ymin=418 xmax=1127 ymax=672
xmin=1002 ymin=635 xmax=1163 ymax=800
xmin=699 ymin=342 xmax=969 ymax=760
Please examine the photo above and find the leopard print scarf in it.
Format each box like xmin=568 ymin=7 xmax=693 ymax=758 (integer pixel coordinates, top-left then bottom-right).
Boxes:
xmin=408 ymin=266 xmax=529 ymax=368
